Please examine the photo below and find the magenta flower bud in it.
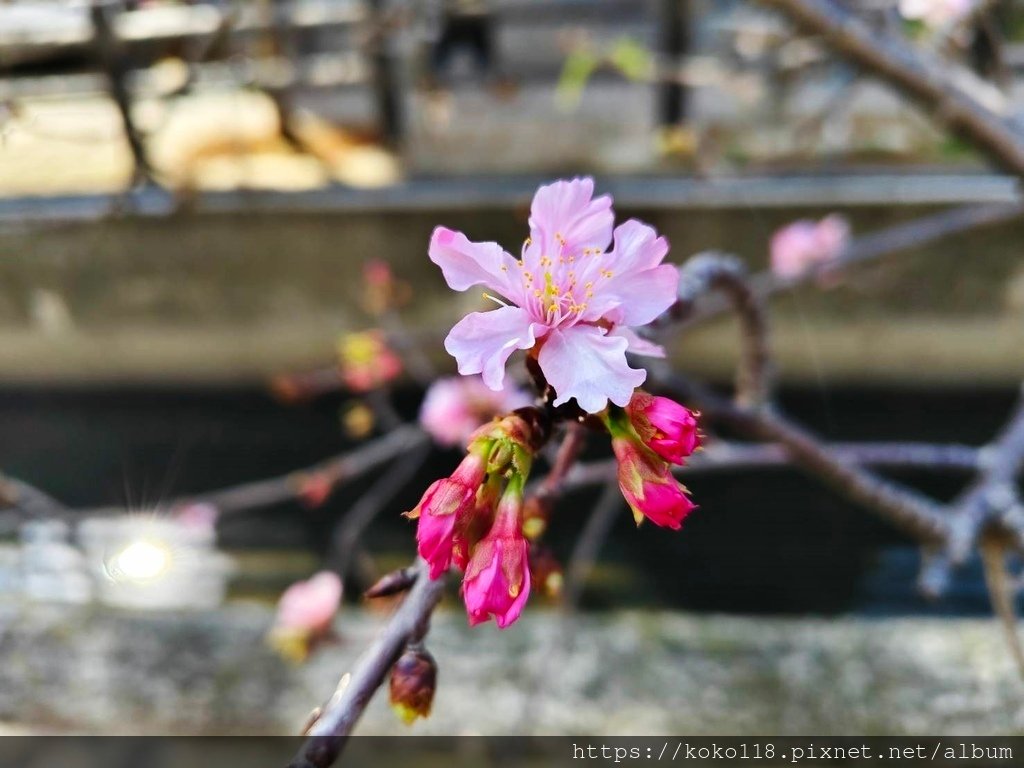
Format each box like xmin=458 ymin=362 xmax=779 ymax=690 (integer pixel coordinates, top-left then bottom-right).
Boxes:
xmin=612 ymin=436 xmax=696 ymax=530
xmin=461 ymin=478 xmax=531 ymax=629
xmin=626 ymin=391 xmax=700 ymax=465
xmin=451 ymin=475 xmax=500 ymax=572
xmin=389 ymin=645 xmax=438 ymax=725
xmin=410 ymin=450 xmax=488 ymax=580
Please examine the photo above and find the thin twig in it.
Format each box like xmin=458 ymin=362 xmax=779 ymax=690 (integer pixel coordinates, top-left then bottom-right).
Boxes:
xmin=659 ymin=371 xmax=951 ymax=543
xmin=947 ymin=391 xmax=1024 ymax=563
xmin=922 ymin=389 xmax=1024 ymax=593
xmin=329 ymin=441 xmax=433 ymax=578
xmin=562 ymin=479 xmax=625 ymax=611
xmin=560 ymin=439 xmax=982 ymax=491
xmin=288 ymin=559 xmax=446 ymax=768
xmin=527 ymin=422 xmax=589 ymax=506
xmin=0 ymin=474 xmax=69 ymax=518
xmin=90 ymin=1 xmax=154 ymax=187
xmin=675 ymin=252 xmax=772 ymax=406
xmin=980 ymin=537 xmax=1024 ymax=681
xmin=380 ymin=309 xmax=439 ymax=387
xmin=76 ymin=424 xmax=429 ymax=519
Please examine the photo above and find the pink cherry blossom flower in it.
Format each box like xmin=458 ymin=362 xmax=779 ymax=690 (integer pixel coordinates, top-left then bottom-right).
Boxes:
xmin=462 ymin=479 xmax=530 ymax=628
xmin=626 ymin=391 xmax=700 ymax=465
xmin=419 ymin=375 xmax=531 ymax=448
xmin=612 ymin=436 xmax=696 ymax=530
xmin=769 ymin=215 xmax=849 ymax=280
xmin=429 ymin=177 xmax=679 ymax=414
xmin=409 ymin=450 xmax=488 ymax=579
xmin=274 ymin=571 xmax=343 ymax=636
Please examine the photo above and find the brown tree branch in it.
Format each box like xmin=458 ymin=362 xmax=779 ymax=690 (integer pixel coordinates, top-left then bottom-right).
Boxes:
xmin=675 ymin=252 xmax=772 ymax=407
xmin=659 ymin=371 xmax=951 ymax=543
xmin=980 ymin=537 xmax=1024 ymax=681
xmin=560 ymin=439 xmax=982 ymax=491
xmin=329 ymin=440 xmax=433 ymax=579
xmin=288 ymin=559 xmax=446 ymax=768
xmin=758 ymin=0 xmax=1024 ymax=177
xmin=90 ymin=1 xmax=154 ymax=188
xmin=947 ymin=390 xmax=1024 ymax=562
xmin=72 ymin=423 xmax=429 ymax=519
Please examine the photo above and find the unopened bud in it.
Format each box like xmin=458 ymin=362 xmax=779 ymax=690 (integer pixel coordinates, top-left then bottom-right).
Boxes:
xmin=487 ymin=441 xmax=513 ymax=474
xmin=529 ymin=545 xmax=563 ymax=599
xmin=364 ymin=567 xmax=417 ymax=599
xmin=522 ymin=496 xmax=550 ymax=541
xmin=389 ymin=645 xmax=437 ymax=725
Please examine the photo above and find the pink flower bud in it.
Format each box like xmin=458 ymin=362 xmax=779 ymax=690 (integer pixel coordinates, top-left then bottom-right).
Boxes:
xmin=461 ymin=481 xmax=530 ymax=628
xmin=410 ymin=451 xmax=488 ymax=579
xmin=275 ymin=571 xmax=343 ymax=634
xmin=626 ymin=391 xmax=700 ymax=465
xmin=451 ymin=476 xmax=500 ymax=572
xmin=612 ymin=436 xmax=696 ymax=530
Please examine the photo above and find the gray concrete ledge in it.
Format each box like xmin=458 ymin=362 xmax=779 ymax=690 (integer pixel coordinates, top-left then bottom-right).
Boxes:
xmin=1 ymin=603 xmax=1022 ymax=735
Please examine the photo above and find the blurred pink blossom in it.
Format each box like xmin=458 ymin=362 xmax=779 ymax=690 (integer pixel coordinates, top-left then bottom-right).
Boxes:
xmin=899 ymin=0 xmax=975 ymax=27
xmin=769 ymin=215 xmax=850 ymax=280
xmin=274 ymin=571 xmax=343 ymax=635
xmin=269 ymin=570 xmax=343 ymax=662
xmin=419 ymin=375 xmax=531 ymax=448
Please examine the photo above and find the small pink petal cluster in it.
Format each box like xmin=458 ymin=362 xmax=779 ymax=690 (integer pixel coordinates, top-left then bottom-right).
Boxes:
xmin=607 ymin=391 xmax=701 ymax=530
xmin=268 ymin=571 xmax=343 ymax=661
xmin=408 ymin=414 xmax=535 ymax=628
xmin=899 ymin=0 xmax=974 ymax=27
xmin=769 ymin=215 xmax=849 ymax=280
xmin=419 ymin=375 xmax=531 ymax=448
xmin=338 ymin=330 xmax=403 ymax=392
xmin=430 ymin=177 xmax=679 ymax=414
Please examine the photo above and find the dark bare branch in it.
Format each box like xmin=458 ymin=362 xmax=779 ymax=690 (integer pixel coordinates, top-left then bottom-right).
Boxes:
xmin=288 ymin=559 xmax=446 ymax=768
xmin=759 ymin=0 xmax=1024 ymax=177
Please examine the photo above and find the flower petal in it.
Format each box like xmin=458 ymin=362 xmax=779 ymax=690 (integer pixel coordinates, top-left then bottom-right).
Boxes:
xmin=444 ymin=307 xmax=543 ymax=391
xmin=429 ymin=226 xmax=522 ymax=303
xmin=606 ymin=219 xmax=669 ymax=273
xmin=604 ymin=264 xmax=679 ymax=327
xmin=609 ymin=327 xmax=666 ymax=358
xmin=528 ymin=177 xmax=613 ymax=257
xmin=538 ymin=325 xmax=646 ymax=413
xmin=581 ymin=220 xmax=678 ymax=325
